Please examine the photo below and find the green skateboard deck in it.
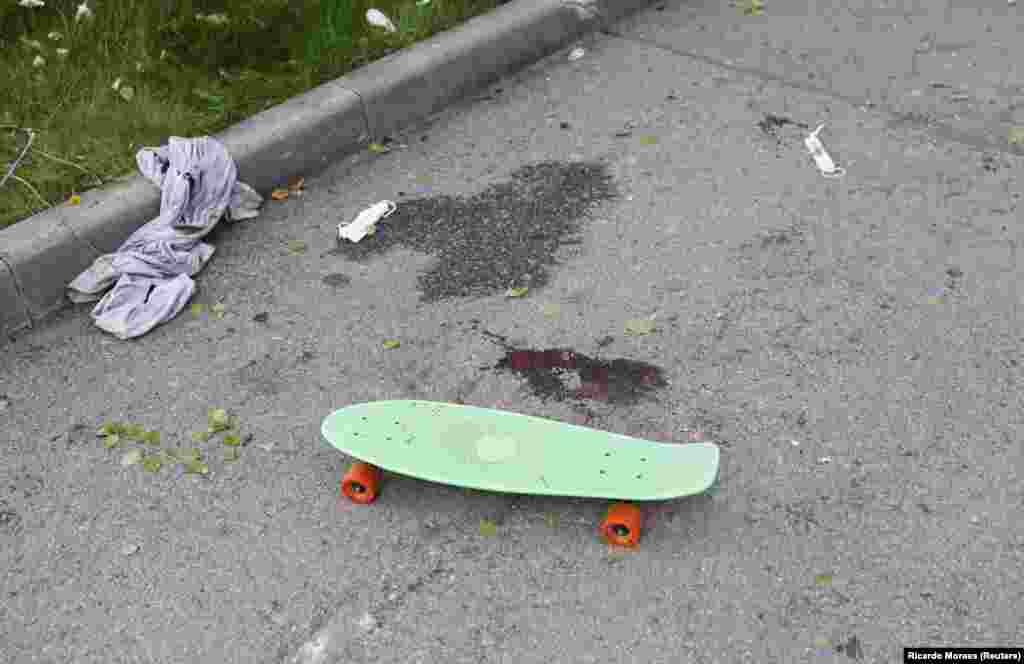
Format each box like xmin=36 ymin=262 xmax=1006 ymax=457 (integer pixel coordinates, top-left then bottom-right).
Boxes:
xmin=321 ymin=400 xmax=720 ymax=501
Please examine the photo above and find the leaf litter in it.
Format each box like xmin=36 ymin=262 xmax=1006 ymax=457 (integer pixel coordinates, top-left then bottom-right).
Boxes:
xmin=99 ymin=407 xmax=245 ymax=477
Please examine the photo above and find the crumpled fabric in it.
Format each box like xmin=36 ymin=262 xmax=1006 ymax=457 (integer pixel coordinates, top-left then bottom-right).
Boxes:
xmin=67 ymin=136 xmax=263 ymax=339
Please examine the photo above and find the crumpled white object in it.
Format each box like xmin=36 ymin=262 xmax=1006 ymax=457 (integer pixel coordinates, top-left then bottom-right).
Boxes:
xmin=366 ymin=8 xmax=397 ymax=32
xmin=338 ymin=200 xmax=396 ymax=243
xmin=67 ymin=136 xmax=263 ymax=339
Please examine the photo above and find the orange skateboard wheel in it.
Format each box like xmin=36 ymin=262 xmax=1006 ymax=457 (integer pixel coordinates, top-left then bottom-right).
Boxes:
xmin=340 ymin=462 xmax=381 ymax=504
xmin=601 ymin=502 xmax=642 ymax=547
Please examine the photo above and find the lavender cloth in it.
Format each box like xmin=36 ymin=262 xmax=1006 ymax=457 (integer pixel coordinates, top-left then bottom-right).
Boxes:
xmin=67 ymin=136 xmax=262 ymax=339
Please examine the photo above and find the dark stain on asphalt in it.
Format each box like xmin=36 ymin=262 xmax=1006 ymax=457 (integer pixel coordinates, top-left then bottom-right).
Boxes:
xmin=835 ymin=634 xmax=863 ymax=660
xmin=328 ymin=160 xmax=618 ymax=302
xmin=321 ymin=273 xmax=351 ymax=288
xmin=757 ymin=113 xmax=809 ymax=136
xmin=475 ymin=326 xmax=666 ymax=406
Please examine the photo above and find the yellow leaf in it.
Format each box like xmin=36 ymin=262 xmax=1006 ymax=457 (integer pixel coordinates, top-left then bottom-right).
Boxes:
xmin=271 ymin=189 xmax=289 ymax=200
xmin=541 ymin=303 xmax=561 ymax=318
xmin=68 ymin=194 xmax=81 ymax=206
xmin=625 ymin=318 xmax=656 ymax=336
xmin=815 ymin=573 xmax=833 ymax=586
xmin=479 ymin=519 xmax=498 ymax=537
xmin=192 ymin=431 xmax=210 ymax=443
xmin=639 ymin=135 xmax=658 ymax=145
xmin=383 ymin=340 xmax=401 ymax=349
xmin=121 ymin=449 xmax=143 ymax=467
xmin=506 ymin=287 xmax=529 ymax=298
xmin=368 ymin=142 xmax=390 ymax=153
xmin=141 ymin=454 xmax=163 ymax=472
xmin=190 ymin=303 xmax=206 ymax=316
xmin=814 ymin=637 xmax=832 ymax=649
xmin=1008 ymin=127 xmax=1024 ymax=145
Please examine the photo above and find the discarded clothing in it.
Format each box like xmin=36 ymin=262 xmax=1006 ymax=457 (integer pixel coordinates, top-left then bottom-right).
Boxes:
xmin=67 ymin=136 xmax=263 ymax=339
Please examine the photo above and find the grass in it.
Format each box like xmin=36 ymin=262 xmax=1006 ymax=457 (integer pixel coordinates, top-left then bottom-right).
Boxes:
xmin=0 ymin=0 xmax=510 ymax=230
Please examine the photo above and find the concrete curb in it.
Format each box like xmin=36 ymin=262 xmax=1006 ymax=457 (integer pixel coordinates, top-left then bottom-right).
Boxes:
xmin=0 ymin=0 xmax=655 ymax=342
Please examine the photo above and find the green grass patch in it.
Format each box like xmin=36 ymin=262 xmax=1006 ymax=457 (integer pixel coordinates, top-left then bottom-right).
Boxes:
xmin=0 ymin=0 xmax=508 ymax=229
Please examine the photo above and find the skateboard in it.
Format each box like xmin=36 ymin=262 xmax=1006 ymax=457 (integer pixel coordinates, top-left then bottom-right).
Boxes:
xmin=321 ymin=400 xmax=720 ymax=547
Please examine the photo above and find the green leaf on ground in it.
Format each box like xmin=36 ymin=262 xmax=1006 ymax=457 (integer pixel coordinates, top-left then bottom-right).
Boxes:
xmin=224 ymin=448 xmax=240 ymax=462
xmin=287 ymin=240 xmax=307 ymax=254
xmin=505 ymin=286 xmax=529 ymax=298
xmin=1008 ymin=127 xmax=1024 ymax=145
xmin=184 ymin=459 xmax=209 ymax=475
xmin=544 ymin=513 xmax=560 ymax=528
xmin=104 ymin=434 xmax=122 ymax=449
xmin=142 ymin=431 xmax=161 ymax=446
xmin=141 ymin=454 xmax=163 ymax=472
xmin=98 ymin=421 xmax=126 ymax=436
xmin=190 ymin=303 xmax=206 ymax=316
xmin=815 ymin=573 xmax=833 ymax=586
xmin=479 ymin=519 xmax=498 ymax=537
xmin=625 ymin=318 xmax=656 ymax=336
xmin=121 ymin=423 xmax=146 ymax=440
xmin=121 ymin=449 xmax=143 ymax=467
xmin=211 ymin=302 xmax=226 ymax=319
xmin=192 ymin=431 xmax=211 ymax=443
xmin=639 ymin=135 xmax=658 ymax=145
xmin=368 ymin=142 xmax=390 ymax=153
xmin=208 ymin=408 xmax=231 ymax=432
xmin=814 ymin=636 xmax=832 ymax=649
xmin=223 ymin=434 xmax=241 ymax=447
xmin=383 ymin=340 xmax=401 ymax=349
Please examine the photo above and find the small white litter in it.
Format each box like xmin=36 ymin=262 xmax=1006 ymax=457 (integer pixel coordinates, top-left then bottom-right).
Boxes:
xmin=568 ymin=47 xmax=585 ymax=61
xmin=804 ymin=124 xmax=845 ymax=178
xmin=366 ymin=8 xmax=397 ymax=32
xmin=338 ymin=201 xmax=397 ymax=243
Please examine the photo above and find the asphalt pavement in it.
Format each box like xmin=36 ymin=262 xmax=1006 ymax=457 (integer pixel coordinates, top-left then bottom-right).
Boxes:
xmin=2 ymin=1 xmax=1023 ymax=662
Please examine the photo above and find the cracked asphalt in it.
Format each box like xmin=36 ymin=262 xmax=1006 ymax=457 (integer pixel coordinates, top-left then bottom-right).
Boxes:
xmin=2 ymin=1 xmax=1022 ymax=662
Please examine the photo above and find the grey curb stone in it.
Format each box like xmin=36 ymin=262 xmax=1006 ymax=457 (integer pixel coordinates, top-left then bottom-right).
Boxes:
xmin=0 ymin=0 xmax=656 ymax=342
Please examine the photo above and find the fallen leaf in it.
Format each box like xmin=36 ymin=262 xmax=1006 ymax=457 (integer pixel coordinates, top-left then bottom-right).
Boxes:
xmin=815 ymin=573 xmax=834 ymax=586
xmin=271 ymin=189 xmax=289 ymax=200
xmin=479 ymin=519 xmax=498 ymax=537
xmin=190 ymin=303 xmax=206 ymax=316
xmin=224 ymin=448 xmax=240 ymax=462
xmin=814 ymin=636 xmax=832 ymax=649
xmin=544 ymin=513 xmax=560 ymax=528
xmin=119 ymin=85 xmax=135 ymax=102
xmin=506 ymin=287 xmax=529 ymax=298
xmin=184 ymin=459 xmax=209 ymax=475
xmin=98 ymin=421 xmax=125 ymax=436
xmin=288 ymin=177 xmax=305 ymax=192
xmin=382 ymin=339 xmax=401 ymax=349
xmin=141 ymin=454 xmax=163 ymax=472
xmin=368 ymin=142 xmax=390 ymax=153
xmin=122 ymin=423 xmax=146 ymax=440
xmin=223 ymin=434 xmax=242 ymax=447
xmin=68 ymin=194 xmax=81 ymax=205
xmin=121 ymin=449 xmax=143 ymax=467
xmin=104 ymin=434 xmax=122 ymax=449
xmin=287 ymin=240 xmax=307 ymax=254
xmin=208 ymin=408 xmax=231 ymax=432
xmin=625 ymin=318 xmax=656 ymax=336
xmin=541 ymin=303 xmax=561 ymax=318
xmin=142 ymin=431 xmax=161 ymax=446
xmin=192 ymin=431 xmax=211 ymax=443
xmin=1009 ymin=127 xmax=1024 ymax=145
xmin=639 ymin=135 xmax=659 ymax=145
